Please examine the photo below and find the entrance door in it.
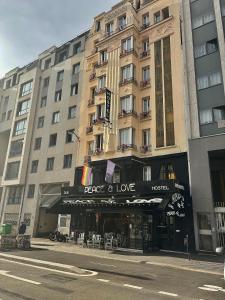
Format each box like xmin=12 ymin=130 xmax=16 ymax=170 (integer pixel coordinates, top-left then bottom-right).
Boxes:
xmin=157 ymin=214 xmax=176 ymax=250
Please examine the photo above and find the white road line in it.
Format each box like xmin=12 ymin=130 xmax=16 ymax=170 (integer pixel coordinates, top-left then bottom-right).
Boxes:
xmin=0 ymin=258 xmax=98 ymax=277
xmin=90 ymin=262 xmax=116 ymax=268
xmin=123 ymin=284 xmax=143 ymax=290
xmin=158 ymin=291 xmax=178 ymax=297
xmin=204 ymin=285 xmax=224 ymax=290
xmin=0 ymin=270 xmax=41 ymax=285
xmin=97 ymin=279 xmax=110 ymax=283
xmin=198 ymin=287 xmax=218 ymax=292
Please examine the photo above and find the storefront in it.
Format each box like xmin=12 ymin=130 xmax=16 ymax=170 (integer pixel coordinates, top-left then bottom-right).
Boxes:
xmin=50 ymin=180 xmax=193 ymax=252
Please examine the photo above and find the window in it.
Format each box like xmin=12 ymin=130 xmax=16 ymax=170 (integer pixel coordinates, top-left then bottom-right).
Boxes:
xmin=72 ymin=63 xmax=80 ymax=75
xmin=192 ymin=11 xmax=215 ymax=29
xmin=71 ymin=84 xmax=79 ymax=96
xmin=31 ymin=160 xmax=38 ymax=173
xmin=119 ymin=127 xmax=135 ymax=146
xmin=43 ymin=77 xmax=50 ymax=87
xmin=14 ymin=119 xmax=27 ymax=136
xmin=143 ymin=129 xmax=150 ymax=146
xmin=197 ymin=213 xmax=211 ymax=230
xmin=10 ymin=139 xmax=23 ymax=157
xmin=88 ymin=141 xmax=95 ymax=155
xmin=27 ymin=184 xmax=35 ymax=198
xmin=47 ymin=134 xmax=57 ymax=148
xmin=4 ymin=213 xmax=19 ymax=225
xmin=118 ymin=15 xmax=126 ymax=29
xmin=95 ymin=134 xmax=103 ymax=150
xmin=106 ymin=22 xmax=113 ymax=35
xmin=7 ymin=110 xmax=12 ymax=120
xmin=63 ymin=154 xmax=72 ymax=168
xmin=68 ymin=106 xmax=76 ymax=119
xmin=3 ymin=96 xmax=9 ymax=110
xmin=142 ymin=66 xmax=150 ymax=81
xmin=6 ymin=79 xmax=11 ymax=89
xmin=5 ymin=161 xmax=20 ymax=180
xmin=142 ymin=39 xmax=149 ymax=52
xmin=66 ymin=129 xmax=75 ymax=143
xmin=159 ymin=163 xmax=176 ymax=180
xmin=34 ymin=137 xmax=42 ymax=150
xmin=100 ymin=50 xmax=108 ymax=63
xmin=96 ymin=104 xmax=105 ymax=118
xmin=121 ymin=37 xmax=133 ymax=52
xmin=154 ymin=11 xmax=161 ymax=23
xmin=162 ymin=7 xmax=169 ymax=20
xmin=57 ymin=70 xmax=64 ymax=82
xmin=199 ymin=109 xmax=213 ymax=125
xmin=143 ymin=166 xmax=151 ymax=181
xmin=1 ymin=113 xmax=6 ymax=122
xmin=197 ymin=72 xmax=222 ymax=90
xmin=194 ymin=39 xmax=218 ymax=58
xmin=20 ymin=81 xmax=32 ymax=97
xmin=7 ymin=186 xmax=22 ymax=204
xmin=142 ymin=97 xmax=150 ymax=112
xmin=52 ymin=111 xmax=60 ymax=124
xmin=73 ymin=42 xmax=81 ymax=54
xmin=121 ymin=64 xmax=135 ymax=81
xmin=55 ymin=90 xmax=62 ymax=102
xmin=44 ymin=58 xmax=51 ymax=70
xmin=96 ymin=20 xmax=101 ymax=32
xmin=142 ymin=13 xmax=150 ymax=26
xmin=58 ymin=51 xmax=67 ymax=62
xmin=40 ymin=96 xmax=47 ymax=108
xmin=120 ymin=95 xmax=134 ymax=113
xmin=46 ymin=157 xmax=54 ymax=171
xmin=17 ymin=99 xmax=30 ymax=116
xmin=89 ymin=113 xmax=95 ymax=125
xmin=98 ymin=75 xmax=106 ymax=89
xmin=37 ymin=116 xmax=44 ymax=128
xmin=213 ymin=106 xmax=225 ymax=121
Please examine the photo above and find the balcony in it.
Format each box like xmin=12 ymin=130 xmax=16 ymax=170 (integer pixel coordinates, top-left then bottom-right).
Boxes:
xmin=140 ymin=110 xmax=151 ymax=120
xmin=140 ymin=50 xmax=150 ymax=59
xmin=119 ymin=77 xmax=138 ymax=87
xmin=86 ymin=126 xmax=93 ymax=134
xmin=118 ymin=110 xmax=138 ymax=119
xmin=117 ymin=144 xmax=137 ymax=152
xmin=120 ymin=48 xmax=138 ymax=58
xmin=89 ymin=73 xmax=96 ymax=81
xmin=93 ymin=148 xmax=104 ymax=155
xmin=140 ymin=145 xmax=152 ymax=154
xmin=140 ymin=23 xmax=150 ymax=31
xmin=88 ymin=99 xmax=95 ymax=107
xmin=92 ymin=117 xmax=106 ymax=125
xmin=95 ymin=88 xmax=106 ymax=95
xmin=140 ymin=79 xmax=151 ymax=89
xmin=95 ymin=60 xmax=108 ymax=68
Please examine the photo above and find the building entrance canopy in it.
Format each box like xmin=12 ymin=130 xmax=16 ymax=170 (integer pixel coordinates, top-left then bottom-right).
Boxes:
xmin=49 ymin=180 xmax=186 ymax=218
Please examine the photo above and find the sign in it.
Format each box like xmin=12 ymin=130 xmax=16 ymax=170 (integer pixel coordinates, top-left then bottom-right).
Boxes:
xmin=105 ymin=89 xmax=111 ymax=122
xmin=166 ymin=193 xmax=185 ymax=218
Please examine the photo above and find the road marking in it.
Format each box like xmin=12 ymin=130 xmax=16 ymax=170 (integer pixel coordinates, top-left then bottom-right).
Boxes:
xmin=0 ymin=258 xmax=98 ymax=277
xmin=198 ymin=287 xmax=219 ymax=292
xmin=90 ymin=262 xmax=116 ymax=268
xmin=204 ymin=285 xmax=224 ymax=290
xmin=158 ymin=291 xmax=178 ymax=297
xmin=97 ymin=279 xmax=110 ymax=283
xmin=0 ymin=270 xmax=41 ymax=285
xmin=123 ymin=284 xmax=143 ymax=290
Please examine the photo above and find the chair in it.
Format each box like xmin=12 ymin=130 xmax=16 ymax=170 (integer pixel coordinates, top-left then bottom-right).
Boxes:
xmin=77 ymin=233 xmax=85 ymax=247
xmin=93 ymin=234 xmax=102 ymax=248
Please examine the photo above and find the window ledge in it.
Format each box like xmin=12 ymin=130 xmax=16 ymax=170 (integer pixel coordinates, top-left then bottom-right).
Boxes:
xmin=155 ymin=145 xmax=177 ymax=151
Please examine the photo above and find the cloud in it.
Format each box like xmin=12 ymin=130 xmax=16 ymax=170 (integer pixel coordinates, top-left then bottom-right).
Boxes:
xmin=0 ymin=0 xmax=118 ymax=77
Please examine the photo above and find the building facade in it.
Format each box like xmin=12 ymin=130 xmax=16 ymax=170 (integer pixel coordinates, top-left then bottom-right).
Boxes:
xmin=0 ymin=32 xmax=88 ymax=236
xmin=49 ymin=0 xmax=194 ymax=252
xmin=183 ymin=0 xmax=225 ymax=251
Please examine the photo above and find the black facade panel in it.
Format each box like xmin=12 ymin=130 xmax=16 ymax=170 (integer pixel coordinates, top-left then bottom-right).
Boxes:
xmin=198 ymin=84 xmax=225 ymax=109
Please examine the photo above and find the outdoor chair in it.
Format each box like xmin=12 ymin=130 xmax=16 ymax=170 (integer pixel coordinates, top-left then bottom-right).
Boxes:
xmin=77 ymin=232 xmax=85 ymax=247
xmin=93 ymin=234 xmax=102 ymax=248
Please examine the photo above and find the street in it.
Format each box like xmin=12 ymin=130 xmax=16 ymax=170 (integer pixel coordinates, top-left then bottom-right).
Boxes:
xmin=0 ymin=247 xmax=224 ymax=300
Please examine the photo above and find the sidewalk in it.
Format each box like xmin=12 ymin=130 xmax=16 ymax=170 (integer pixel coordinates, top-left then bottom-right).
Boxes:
xmin=30 ymin=238 xmax=224 ymax=276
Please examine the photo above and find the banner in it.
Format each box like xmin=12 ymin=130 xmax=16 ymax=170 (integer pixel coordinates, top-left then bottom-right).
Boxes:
xmin=105 ymin=89 xmax=111 ymax=122
xmin=81 ymin=166 xmax=93 ymax=186
xmin=105 ymin=160 xmax=115 ymax=183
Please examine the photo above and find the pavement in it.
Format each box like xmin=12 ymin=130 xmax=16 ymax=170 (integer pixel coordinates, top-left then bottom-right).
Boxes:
xmin=31 ymin=238 xmax=224 ymax=276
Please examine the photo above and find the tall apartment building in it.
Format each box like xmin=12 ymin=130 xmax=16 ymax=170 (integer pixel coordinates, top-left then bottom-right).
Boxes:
xmin=183 ymin=0 xmax=225 ymax=251
xmin=54 ymin=0 xmax=194 ymax=252
xmin=0 ymin=32 xmax=88 ymax=236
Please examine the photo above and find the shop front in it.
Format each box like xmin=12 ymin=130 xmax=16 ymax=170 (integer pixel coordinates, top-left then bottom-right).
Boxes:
xmin=51 ymin=180 xmax=191 ymax=252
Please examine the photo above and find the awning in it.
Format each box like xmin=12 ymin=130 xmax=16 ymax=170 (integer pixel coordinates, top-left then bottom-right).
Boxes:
xmin=40 ymin=195 xmax=61 ymax=209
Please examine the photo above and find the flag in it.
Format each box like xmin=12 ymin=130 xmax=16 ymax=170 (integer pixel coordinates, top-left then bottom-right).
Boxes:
xmin=81 ymin=166 xmax=93 ymax=186
xmin=105 ymin=160 xmax=115 ymax=183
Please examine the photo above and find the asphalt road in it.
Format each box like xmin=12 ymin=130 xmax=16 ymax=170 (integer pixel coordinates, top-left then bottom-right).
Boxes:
xmin=0 ymin=248 xmax=224 ymax=300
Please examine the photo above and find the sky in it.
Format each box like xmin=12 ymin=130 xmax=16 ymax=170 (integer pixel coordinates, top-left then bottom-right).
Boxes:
xmin=0 ymin=0 xmax=118 ymax=77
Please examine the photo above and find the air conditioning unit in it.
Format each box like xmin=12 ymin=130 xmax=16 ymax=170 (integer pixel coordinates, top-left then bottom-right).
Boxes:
xmin=217 ymin=120 xmax=225 ymax=128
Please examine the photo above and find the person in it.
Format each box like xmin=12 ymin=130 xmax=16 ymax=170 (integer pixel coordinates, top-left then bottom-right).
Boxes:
xmin=18 ymin=222 xmax=27 ymax=235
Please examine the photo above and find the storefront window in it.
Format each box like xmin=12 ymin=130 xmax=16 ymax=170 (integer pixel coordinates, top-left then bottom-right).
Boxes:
xmin=197 ymin=213 xmax=211 ymax=230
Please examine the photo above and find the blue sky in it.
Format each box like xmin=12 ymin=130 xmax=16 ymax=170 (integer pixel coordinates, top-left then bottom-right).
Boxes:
xmin=0 ymin=0 xmax=118 ymax=77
